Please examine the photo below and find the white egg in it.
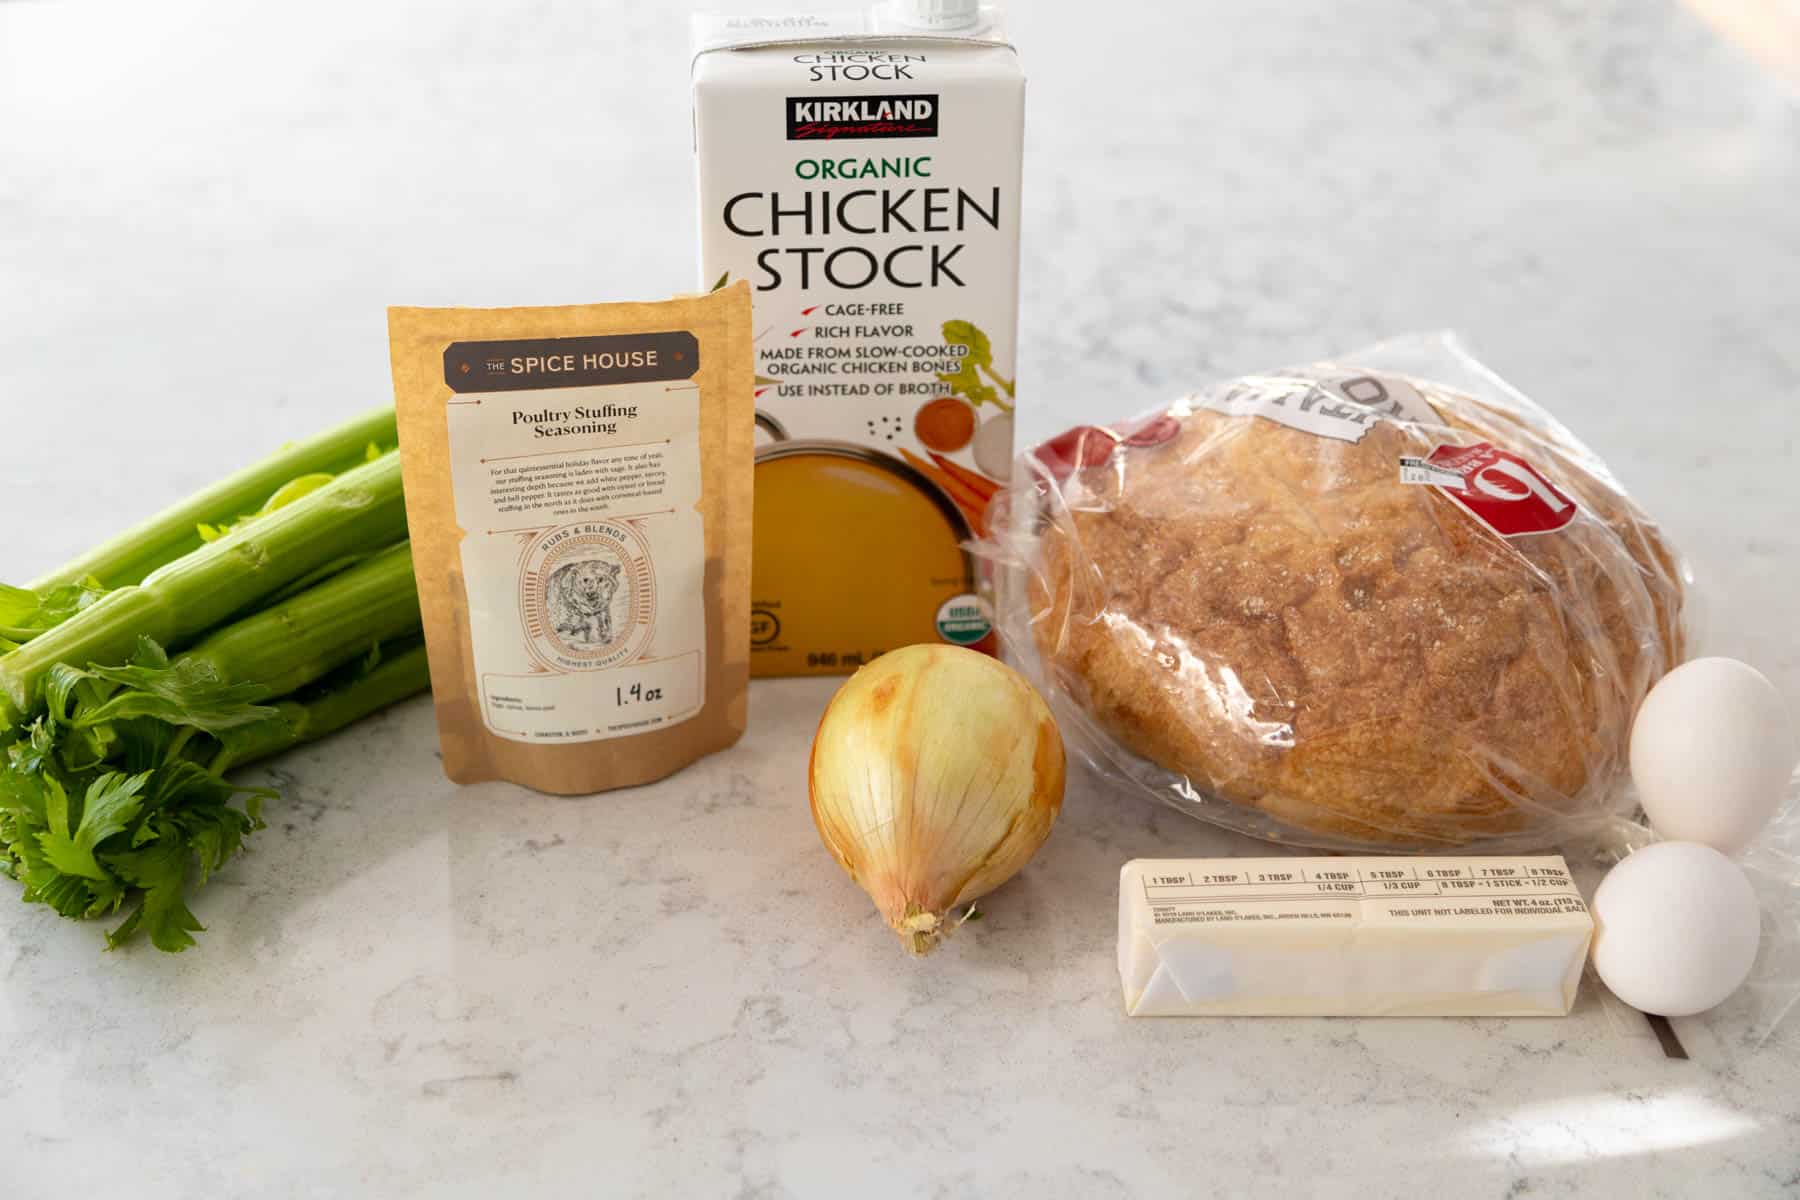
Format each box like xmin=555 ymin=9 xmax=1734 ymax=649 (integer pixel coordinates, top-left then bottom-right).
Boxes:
xmin=1590 ymin=841 xmax=1760 ymax=1016
xmin=1630 ymin=657 xmax=1797 ymax=854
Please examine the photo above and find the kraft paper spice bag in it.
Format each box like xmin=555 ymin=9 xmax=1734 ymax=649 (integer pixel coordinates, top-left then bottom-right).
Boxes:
xmin=388 ymin=285 xmax=753 ymax=793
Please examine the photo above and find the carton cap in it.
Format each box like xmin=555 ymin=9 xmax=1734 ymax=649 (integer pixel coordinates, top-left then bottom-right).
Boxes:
xmin=890 ymin=0 xmax=980 ymax=30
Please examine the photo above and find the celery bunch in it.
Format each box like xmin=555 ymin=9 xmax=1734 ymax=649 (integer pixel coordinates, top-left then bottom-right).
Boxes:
xmin=0 ymin=408 xmax=430 ymax=951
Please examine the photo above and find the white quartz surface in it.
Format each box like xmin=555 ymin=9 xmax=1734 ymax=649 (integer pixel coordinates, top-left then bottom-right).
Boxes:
xmin=4 ymin=0 xmax=1799 ymax=1195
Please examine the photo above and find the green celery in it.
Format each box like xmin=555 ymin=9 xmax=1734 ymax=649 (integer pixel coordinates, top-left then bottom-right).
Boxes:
xmin=0 ymin=452 xmax=408 ymax=729
xmin=169 ymin=542 xmax=419 ymax=702
xmin=0 ymin=642 xmax=430 ymax=950
xmin=208 ymin=642 xmax=431 ymax=774
xmin=46 ymin=544 xmax=418 ymax=767
xmin=28 ymin=405 xmax=397 ymax=592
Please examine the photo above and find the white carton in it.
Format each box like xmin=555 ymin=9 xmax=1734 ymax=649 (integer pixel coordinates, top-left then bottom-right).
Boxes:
xmin=1119 ymin=857 xmax=1595 ymax=1017
xmin=692 ymin=4 xmax=1023 ymax=676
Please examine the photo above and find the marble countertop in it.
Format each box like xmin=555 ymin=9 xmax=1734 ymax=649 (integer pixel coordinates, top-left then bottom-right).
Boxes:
xmin=4 ymin=0 xmax=1799 ymax=1195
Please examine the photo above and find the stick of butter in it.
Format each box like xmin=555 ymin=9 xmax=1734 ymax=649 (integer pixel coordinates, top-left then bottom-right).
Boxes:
xmin=1119 ymin=856 xmax=1593 ymax=1017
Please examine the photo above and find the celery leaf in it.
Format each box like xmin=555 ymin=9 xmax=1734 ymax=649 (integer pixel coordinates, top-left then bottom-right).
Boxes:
xmin=1 ymin=696 xmax=268 ymax=949
xmin=196 ymin=472 xmax=338 ymax=543
xmin=98 ymin=763 xmax=266 ymax=948
xmin=37 ymin=770 xmax=149 ymax=881
xmin=75 ymin=657 xmax=277 ymax=734
xmin=0 ymin=579 xmax=107 ymax=643
xmin=104 ymin=831 xmax=204 ymax=952
xmin=0 ymin=584 xmax=37 ymax=624
xmin=0 ymin=761 xmax=48 ymax=826
xmin=8 ymin=719 xmax=57 ymax=779
xmin=145 ymin=761 xmax=269 ymax=880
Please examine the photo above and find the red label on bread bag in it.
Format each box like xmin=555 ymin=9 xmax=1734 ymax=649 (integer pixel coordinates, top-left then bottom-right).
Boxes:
xmin=1425 ymin=442 xmax=1579 ymax=537
xmin=1033 ymin=415 xmax=1181 ymax=482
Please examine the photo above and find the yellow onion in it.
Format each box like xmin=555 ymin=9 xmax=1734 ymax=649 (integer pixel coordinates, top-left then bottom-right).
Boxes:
xmin=809 ymin=644 xmax=1065 ymax=955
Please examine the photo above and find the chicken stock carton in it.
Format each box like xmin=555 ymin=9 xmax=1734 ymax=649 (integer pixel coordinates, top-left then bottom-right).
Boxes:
xmin=693 ymin=2 xmax=1024 ymax=675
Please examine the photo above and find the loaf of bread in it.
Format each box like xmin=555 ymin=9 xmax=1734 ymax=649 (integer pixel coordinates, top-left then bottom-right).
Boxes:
xmin=1022 ymin=369 xmax=1683 ymax=849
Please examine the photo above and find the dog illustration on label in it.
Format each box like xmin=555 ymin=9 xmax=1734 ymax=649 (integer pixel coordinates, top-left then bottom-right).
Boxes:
xmin=521 ymin=521 xmax=658 ymax=672
xmin=547 ymin=558 xmax=624 ymax=645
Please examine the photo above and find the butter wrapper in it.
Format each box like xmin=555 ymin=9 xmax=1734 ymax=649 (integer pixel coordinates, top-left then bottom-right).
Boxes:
xmin=1119 ymin=856 xmax=1593 ymax=1017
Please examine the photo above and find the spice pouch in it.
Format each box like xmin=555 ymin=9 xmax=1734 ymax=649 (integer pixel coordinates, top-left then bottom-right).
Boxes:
xmin=388 ymin=286 xmax=753 ymax=794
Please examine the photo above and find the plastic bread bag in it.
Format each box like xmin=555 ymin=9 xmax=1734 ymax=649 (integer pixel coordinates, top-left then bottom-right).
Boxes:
xmin=978 ymin=333 xmax=1691 ymax=854
xmin=1736 ymin=777 xmax=1800 ymax=1044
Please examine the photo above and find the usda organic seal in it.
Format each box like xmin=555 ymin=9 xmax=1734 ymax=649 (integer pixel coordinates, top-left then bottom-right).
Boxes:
xmin=934 ymin=593 xmax=992 ymax=646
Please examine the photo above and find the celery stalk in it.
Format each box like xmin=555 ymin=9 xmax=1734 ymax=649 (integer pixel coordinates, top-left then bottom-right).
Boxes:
xmin=27 ymin=405 xmax=397 ymax=592
xmin=208 ymin=642 xmax=431 ymax=774
xmin=35 ymin=541 xmax=420 ymax=768
xmin=174 ymin=542 xmax=419 ymax=701
xmin=0 ymin=452 xmax=408 ymax=727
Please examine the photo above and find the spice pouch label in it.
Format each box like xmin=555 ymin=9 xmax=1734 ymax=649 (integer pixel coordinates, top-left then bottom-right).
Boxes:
xmin=443 ymin=331 xmax=706 ymax=740
xmin=389 ymin=288 xmax=753 ymax=794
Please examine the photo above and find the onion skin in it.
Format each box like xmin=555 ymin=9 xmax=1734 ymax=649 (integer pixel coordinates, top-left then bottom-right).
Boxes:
xmin=809 ymin=644 xmax=1065 ymax=955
